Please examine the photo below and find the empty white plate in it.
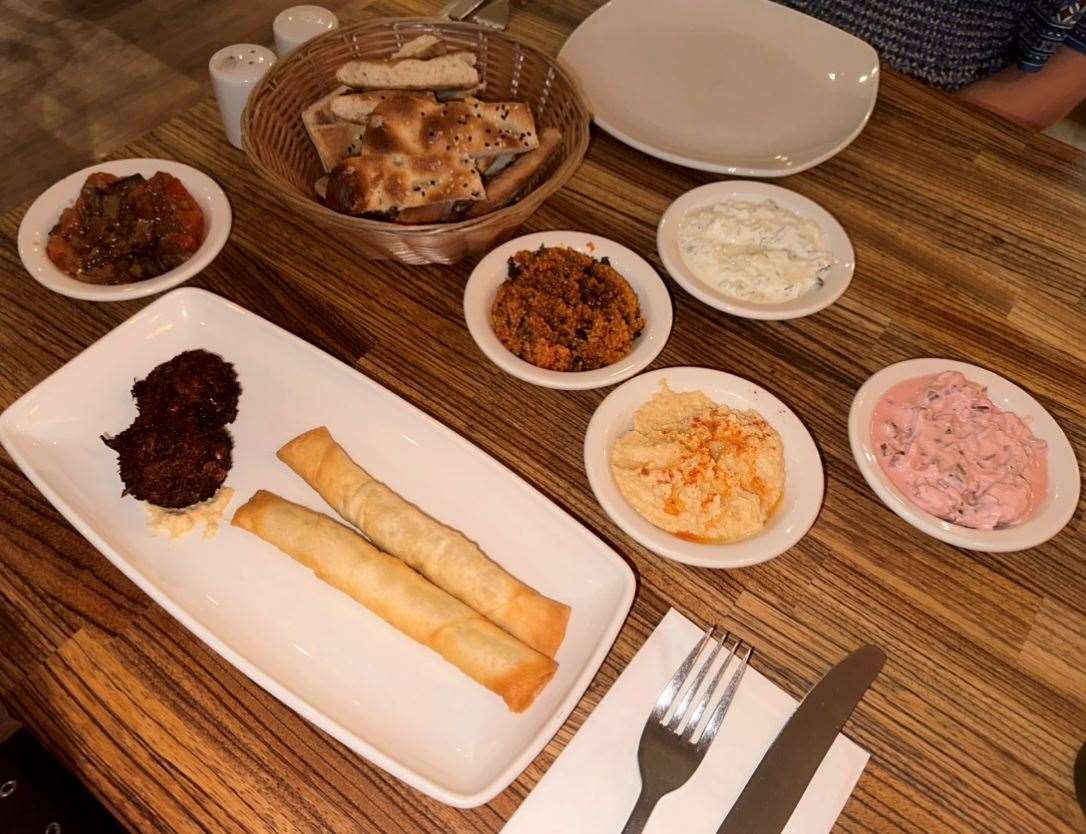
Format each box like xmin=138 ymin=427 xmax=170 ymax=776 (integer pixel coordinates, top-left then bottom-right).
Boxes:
xmin=584 ymin=367 xmax=824 ymax=568
xmin=464 ymin=231 xmax=673 ymax=390
xmin=0 ymin=288 xmax=635 ymax=807
xmin=558 ymin=0 xmax=879 ymax=176
xmin=17 ymin=158 xmax=231 ymax=302
xmin=657 ymin=181 xmax=855 ymax=320
xmin=850 ymin=358 xmax=1079 ymax=552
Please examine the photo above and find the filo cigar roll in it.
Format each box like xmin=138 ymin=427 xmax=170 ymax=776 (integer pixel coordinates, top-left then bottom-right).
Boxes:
xmin=232 ymin=490 xmax=557 ymax=712
xmin=278 ymin=427 xmax=571 ymax=658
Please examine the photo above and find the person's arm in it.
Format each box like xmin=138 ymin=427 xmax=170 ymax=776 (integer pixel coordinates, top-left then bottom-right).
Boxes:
xmin=957 ymin=46 xmax=1086 ymax=131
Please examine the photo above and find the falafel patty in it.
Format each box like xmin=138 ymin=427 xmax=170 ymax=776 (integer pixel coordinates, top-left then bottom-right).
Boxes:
xmin=103 ymin=417 xmax=233 ymax=509
xmin=132 ymin=349 xmax=241 ymax=426
xmin=104 ymin=350 xmax=240 ymax=509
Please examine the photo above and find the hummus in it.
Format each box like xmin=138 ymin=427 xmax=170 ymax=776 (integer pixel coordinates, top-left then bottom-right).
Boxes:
xmin=610 ymin=385 xmax=785 ymax=542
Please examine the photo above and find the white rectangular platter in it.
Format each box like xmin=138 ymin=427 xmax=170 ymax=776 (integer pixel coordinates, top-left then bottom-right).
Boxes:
xmin=0 ymin=287 xmax=635 ymax=807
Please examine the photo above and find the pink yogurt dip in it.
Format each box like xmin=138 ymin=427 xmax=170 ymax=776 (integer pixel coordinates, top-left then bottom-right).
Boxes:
xmin=870 ymin=371 xmax=1047 ymax=529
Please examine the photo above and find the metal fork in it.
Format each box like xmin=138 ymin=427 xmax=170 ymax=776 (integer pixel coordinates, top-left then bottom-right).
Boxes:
xmin=621 ymin=627 xmax=753 ymax=834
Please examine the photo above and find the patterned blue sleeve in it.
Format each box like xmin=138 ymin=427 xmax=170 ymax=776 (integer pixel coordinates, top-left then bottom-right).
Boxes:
xmin=1018 ymin=0 xmax=1086 ymax=70
xmin=1070 ymin=11 xmax=1086 ymax=52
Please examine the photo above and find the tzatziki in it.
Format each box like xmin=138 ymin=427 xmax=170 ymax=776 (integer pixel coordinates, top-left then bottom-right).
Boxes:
xmin=677 ymin=199 xmax=833 ymax=303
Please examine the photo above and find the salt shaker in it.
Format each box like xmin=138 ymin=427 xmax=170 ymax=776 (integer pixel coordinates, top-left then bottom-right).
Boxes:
xmin=273 ymin=5 xmax=338 ymax=57
xmin=208 ymin=44 xmax=276 ymax=150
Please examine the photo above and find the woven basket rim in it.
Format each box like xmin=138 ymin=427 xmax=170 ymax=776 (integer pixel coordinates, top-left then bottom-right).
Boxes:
xmin=240 ymin=17 xmax=591 ymax=235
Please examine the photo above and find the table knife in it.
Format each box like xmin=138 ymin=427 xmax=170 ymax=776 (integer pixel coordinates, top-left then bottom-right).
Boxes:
xmin=439 ymin=0 xmax=490 ymax=19
xmin=716 ymin=644 xmax=885 ymax=834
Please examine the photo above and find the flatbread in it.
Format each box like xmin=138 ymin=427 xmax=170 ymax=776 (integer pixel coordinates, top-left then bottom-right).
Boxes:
xmin=482 ymin=152 xmax=516 ymax=177
xmin=330 ymin=90 xmax=435 ymax=124
xmin=391 ymin=34 xmax=446 ymax=59
xmin=395 ymin=202 xmax=460 ymax=224
xmin=464 ymin=127 xmax=562 ymax=218
xmin=302 ymin=85 xmax=366 ymax=172
xmin=301 ymin=85 xmax=349 ymax=126
xmin=360 ymin=96 xmax=538 ymax=159
xmin=306 ymin=123 xmax=366 ymax=173
xmin=337 ymin=52 xmax=479 ymax=91
xmin=325 ymin=152 xmax=485 ymax=215
xmin=435 ymin=83 xmax=487 ymax=101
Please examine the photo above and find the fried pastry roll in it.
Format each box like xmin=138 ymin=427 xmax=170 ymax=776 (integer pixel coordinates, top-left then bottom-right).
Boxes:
xmin=278 ymin=427 xmax=571 ymax=658
xmin=232 ymin=490 xmax=557 ymax=712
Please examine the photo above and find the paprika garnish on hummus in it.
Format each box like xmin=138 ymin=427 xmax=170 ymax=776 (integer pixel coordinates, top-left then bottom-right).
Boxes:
xmin=610 ymin=384 xmax=785 ymax=543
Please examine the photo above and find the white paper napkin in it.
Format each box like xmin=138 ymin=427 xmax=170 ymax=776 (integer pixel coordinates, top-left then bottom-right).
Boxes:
xmin=503 ymin=608 xmax=870 ymax=834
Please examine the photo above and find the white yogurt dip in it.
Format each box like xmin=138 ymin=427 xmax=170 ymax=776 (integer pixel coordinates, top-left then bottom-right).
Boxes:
xmin=677 ymin=199 xmax=833 ymax=303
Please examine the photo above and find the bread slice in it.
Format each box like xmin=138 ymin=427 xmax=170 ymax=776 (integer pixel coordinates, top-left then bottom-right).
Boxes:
xmin=482 ymin=152 xmax=516 ymax=177
xmin=302 ymin=85 xmax=366 ymax=172
xmin=464 ymin=127 xmax=561 ymax=218
xmin=302 ymin=85 xmax=348 ymax=126
xmin=325 ymin=152 xmax=485 ymax=215
xmin=435 ymin=82 xmax=486 ymax=101
xmin=391 ymin=34 xmax=446 ymax=59
xmin=306 ymin=123 xmax=366 ymax=172
xmin=394 ymin=202 xmax=459 ymax=224
xmin=330 ymin=90 xmax=435 ymax=124
xmin=337 ymin=52 xmax=480 ymax=91
xmin=360 ymin=95 xmax=539 ymax=159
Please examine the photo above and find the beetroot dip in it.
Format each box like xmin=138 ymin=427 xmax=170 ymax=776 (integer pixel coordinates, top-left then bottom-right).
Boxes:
xmin=869 ymin=371 xmax=1048 ymax=529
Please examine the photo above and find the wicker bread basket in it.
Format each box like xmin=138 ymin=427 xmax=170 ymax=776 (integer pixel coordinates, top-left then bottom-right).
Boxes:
xmin=241 ymin=18 xmax=591 ymax=265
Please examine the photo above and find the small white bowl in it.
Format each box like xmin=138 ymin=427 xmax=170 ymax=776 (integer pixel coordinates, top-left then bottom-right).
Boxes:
xmin=464 ymin=231 xmax=673 ymax=390
xmin=657 ymin=181 xmax=854 ymax=320
xmin=584 ymin=366 xmax=824 ymax=568
xmin=849 ymin=358 xmax=1080 ymax=552
xmin=17 ymin=158 xmax=231 ymax=302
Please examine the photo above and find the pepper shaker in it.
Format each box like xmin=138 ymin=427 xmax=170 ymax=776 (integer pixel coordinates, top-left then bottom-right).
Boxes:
xmin=209 ymin=44 xmax=277 ymax=150
xmin=273 ymin=5 xmax=339 ymax=57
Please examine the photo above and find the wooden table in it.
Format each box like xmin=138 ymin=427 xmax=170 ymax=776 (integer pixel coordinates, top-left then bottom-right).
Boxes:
xmin=1 ymin=1 xmax=1084 ymax=831
xmin=0 ymin=0 xmax=357 ymax=215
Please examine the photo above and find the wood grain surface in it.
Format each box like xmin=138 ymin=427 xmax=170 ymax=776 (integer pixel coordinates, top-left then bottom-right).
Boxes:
xmin=1 ymin=0 xmax=1084 ymax=831
xmin=0 ymin=0 xmax=358 ymax=215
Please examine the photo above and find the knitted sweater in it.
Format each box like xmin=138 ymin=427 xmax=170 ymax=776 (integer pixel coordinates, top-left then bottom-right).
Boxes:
xmin=777 ymin=0 xmax=1086 ymax=89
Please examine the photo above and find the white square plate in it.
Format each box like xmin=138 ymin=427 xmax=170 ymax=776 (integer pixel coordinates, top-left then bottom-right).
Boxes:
xmin=559 ymin=0 xmax=879 ymax=176
xmin=0 ymin=288 xmax=635 ymax=807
